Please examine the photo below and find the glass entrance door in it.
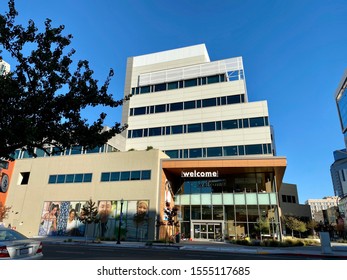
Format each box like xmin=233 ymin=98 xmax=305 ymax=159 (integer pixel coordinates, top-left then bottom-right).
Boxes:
xmin=193 ymin=222 xmax=222 ymax=240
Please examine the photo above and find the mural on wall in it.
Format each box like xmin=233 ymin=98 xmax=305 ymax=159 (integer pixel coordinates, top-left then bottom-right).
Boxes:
xmin=38 ymin=200 xmax=149 ymax=240
xmin=38 ymin=201 xmax=85 ymax=236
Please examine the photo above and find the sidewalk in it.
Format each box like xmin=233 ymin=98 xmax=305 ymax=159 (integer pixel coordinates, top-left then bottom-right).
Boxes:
xmin=36 ymin=236 xmax=347 ymax=258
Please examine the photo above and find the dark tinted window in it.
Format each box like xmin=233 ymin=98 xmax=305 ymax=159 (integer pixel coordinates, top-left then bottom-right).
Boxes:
xmin=189 ymin=148 xmax=202 ymax=158
xmin=83 ymin=173 xmax=92 ymax=182
xmin=149 ymin=127 xmax=161 ymax=136
xmin=140 ymin=85 xmax=150 ymax=94
xmin=131 ymin=171 xmax=141 ymax=180
xmin=155 ymin=104 xmax=166 ymax=113
xmin=57 ymin=175 xmax=65 ymax=184
xmin=184 ymin=100 xmax=195 ymax=110
xmin=74 ymin=174 xmax=83 ymax=183
xmin=66 ymin=174 xmax=74 ymax=183
xmin=227 ymin=95 xmax=240 ymax=104
xmin=249 ymin=117 xmax=265 ymax=127
xmin=203 ymin=122 xmax=215 ymax=131
xmin=245 ymin=144 xmax=263 ymax=155
xmin=170 ymin=102 xmax=183 ymax=111
xmin=223 ymin=146 xmax=238 ymax=156
xmin=134 ymin=107 xmax=146 ymax=115
xmin=120 ymin=171 xmax=130 ymax=181
xmin=168 ymin=81 xmax=179 ymax=90
xmin=207 ymin=75 xmax=219 ymax=84
xmin=207 ymin=147 xmax=222 ymax=157
xmin=202 ymin=98 xmax=216 ymax=107
xmin=185 ymin=78 xmax=197 ymax=87
xmin=165 ymin=150 xmax=179 ymax=158
xmin=110 ymin=172 xmax=120 ymax=181
xmin=132 ymin=129 xmax=143 ymax=138
xmin=48 ymin=175 xmax=57 ymax=184
xmin=141 ymin=170 xmax=151 ymax=180
xmin=154 ymin=83 xmax=166 ymax=92
xmin=172 ymin=125 xmax=183 ymax=134
xmin=222 ymin=120 xmax=238 ymax=130
xmin=188 ymin=123 xmax=201 ymax=133
xmin=101 ymin=173 xmax=110 ymax=182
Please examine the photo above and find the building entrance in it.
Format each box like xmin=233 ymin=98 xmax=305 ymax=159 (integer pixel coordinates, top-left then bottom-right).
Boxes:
xmin=192 ymin=222 xmax=222 ymax=241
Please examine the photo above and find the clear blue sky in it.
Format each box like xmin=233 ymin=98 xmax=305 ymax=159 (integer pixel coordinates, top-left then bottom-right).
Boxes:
xmin=1 ymin=0 xmax=347 ymax=203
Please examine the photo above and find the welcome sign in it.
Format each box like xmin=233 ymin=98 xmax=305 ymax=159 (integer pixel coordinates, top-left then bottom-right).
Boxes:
xmin=181 ymin=170 xmax=219 ymax=178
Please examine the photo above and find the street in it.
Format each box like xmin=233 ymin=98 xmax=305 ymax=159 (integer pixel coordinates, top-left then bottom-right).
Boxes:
xmin=41 ymin=242 xmax=340 ymax=260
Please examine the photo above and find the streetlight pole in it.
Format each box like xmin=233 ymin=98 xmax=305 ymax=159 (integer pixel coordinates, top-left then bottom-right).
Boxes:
xmin=116 ymin=199 xmax=124 ymax=244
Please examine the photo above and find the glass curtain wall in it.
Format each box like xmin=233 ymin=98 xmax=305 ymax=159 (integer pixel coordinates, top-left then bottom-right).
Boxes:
xmin=174 ymin=172 xmax=280 ymax=240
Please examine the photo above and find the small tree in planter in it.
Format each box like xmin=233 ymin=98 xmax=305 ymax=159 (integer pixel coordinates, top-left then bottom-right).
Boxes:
xmin=0 ymin=202 xmax=11 ymax=225
xmin=78 ymin=199 xmax=100 ymax=242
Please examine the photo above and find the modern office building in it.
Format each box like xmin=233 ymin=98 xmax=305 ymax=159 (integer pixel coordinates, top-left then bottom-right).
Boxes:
xmin=335 ymin=69 xmax=347 ymax=150
xmin=330 ymin=149 xmax=347 ymax=198
xmin=123 ymin=44 xmax=275 ymax=158
xmin=332 ymin=70 xmax=347 ymax=198
xmin=0 ymin=58 xmax=10 ymax=75
xmin=4 ymin=44 xmax=288 ymax=241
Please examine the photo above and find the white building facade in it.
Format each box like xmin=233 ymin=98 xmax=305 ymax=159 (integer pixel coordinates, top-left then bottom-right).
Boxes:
xmin=123 ymin=44 xmax=274 ymax=159
xmin=0 ymin=58 xmax=10 ymax=75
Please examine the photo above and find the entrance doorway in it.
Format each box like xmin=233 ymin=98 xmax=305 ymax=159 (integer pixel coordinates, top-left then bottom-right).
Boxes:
xmin=192 ymin=222 xmax=222 ymax=240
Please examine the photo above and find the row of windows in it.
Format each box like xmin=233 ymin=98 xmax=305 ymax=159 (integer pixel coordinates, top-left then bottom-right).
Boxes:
xmin=101 ymin=170 xmax=151 ymax=182
xmin=164 ymin=143 xmax=273 ymax=159
xmin=11 ymin=144 xmax=118 ymax=160
xmin=132 ymin=73 xmax=229 ymax=95
xmin=48 ymin=173 xmax=93 ymax=184
xmin=128 ymin=116 xmax=269 ymax=139
xmin=48 ymin=170 xmax=152 ymax=184
xmin=132 ymin=70 xmax=244 ymax=96
xmin=129 ymin=94 xmax=245 ymax=116
xmin=281 ymin=195 xmax=296 ymax=204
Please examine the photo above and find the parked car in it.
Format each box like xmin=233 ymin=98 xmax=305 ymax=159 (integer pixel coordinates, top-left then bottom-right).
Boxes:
xmin=0 ymin=226 xmax=43 ymax=259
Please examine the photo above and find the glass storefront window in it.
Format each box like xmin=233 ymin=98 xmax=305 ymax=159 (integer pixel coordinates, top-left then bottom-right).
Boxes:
xmin=202 ymin=205 xmax=212 ymax=220
xmin=182 ymin=206 xmax=190 ymax=221
xmin=246 ymin=193 xmax=257 ymax=204
xmin=212 ymin=193 xmax=223 ymax=204
xmin=201 ymin=194 xmax=211 ymax=204
xmin=235 ymin=205 xmax=247 ymax=223
xmin=191 ymin=205 xmax=201 ymax=219
xmin=213 ymin=206 xmax=223 ymax=220
xmin=234 ymin=193 xmax=245 ymax=205
xmin=247 ymin=205 xmax=259 ymax=222
xmin=191 ymin=194 xmax=201 ymax=205
xmin=258 ymin=193 xmax=270 ymax=205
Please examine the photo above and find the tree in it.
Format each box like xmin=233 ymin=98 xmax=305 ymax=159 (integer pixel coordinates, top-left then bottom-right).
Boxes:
xmin=0 ymin=202 xmax=11 ymax=223
xmin=306 ymin=219 xmax=319 ymax=236
xmin=78 ymin=199 xmax=100 ymax=242
xmin=0 ymin=0 xmax=130 ymax=160
xmin=255 ymin=217 xmax=270 ymax=235
xmin=283 ymin=216 xmax=307 ymax=238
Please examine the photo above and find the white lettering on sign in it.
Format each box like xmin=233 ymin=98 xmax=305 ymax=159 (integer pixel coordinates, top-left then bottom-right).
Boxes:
xmin=181 ymin=170 xmax=219 ymax=178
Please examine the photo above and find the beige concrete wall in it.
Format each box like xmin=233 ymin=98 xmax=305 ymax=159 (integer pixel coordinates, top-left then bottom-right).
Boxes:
xmin=5 ymin=150 xmax=168 ymax=238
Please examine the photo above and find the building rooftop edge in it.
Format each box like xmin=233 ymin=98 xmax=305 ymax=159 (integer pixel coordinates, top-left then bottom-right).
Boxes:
xmin=131 ymin=44 xmax=210 ymax=67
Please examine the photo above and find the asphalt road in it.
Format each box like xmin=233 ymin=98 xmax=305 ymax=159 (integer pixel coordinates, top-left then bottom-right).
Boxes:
xmin=41 ymin=243 xmax=336 ymax=260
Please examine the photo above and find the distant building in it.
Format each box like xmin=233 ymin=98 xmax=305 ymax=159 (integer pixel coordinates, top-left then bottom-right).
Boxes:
xmin=335 ymin=68 xmax=347 ymax=149
xmin=330 ymin=149 xmax=347 ymax=198
xmin=0 ymin=58 xmax=10 ymax=75
xmin=279 ymin=183 xmax=311 ymax=221
xmin=305 ymin=196 xmax=340 ymax=223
